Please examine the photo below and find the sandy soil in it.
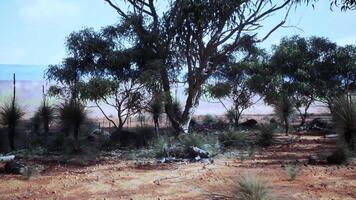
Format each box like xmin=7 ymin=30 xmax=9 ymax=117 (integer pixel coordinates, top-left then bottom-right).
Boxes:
xmin=0 ymin=134 xmax=355 ymax=200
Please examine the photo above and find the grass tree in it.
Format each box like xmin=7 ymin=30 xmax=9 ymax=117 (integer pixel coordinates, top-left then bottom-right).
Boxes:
xmin=147 ymin=95 xmax=164 ymax=135
xmin=0 ymin=74 xmax=24 ymax=150
xmin=330 ymin=94 xmax=356 ymax=150
xmin=58 ymin=100 xmax=87 ymax=140
xmin=0 ymin=101 xmax=24 ymax=150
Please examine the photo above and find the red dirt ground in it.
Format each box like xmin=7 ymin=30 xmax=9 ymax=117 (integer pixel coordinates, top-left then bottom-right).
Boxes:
xmin=0 ymin=134 xmax=355 ymax=200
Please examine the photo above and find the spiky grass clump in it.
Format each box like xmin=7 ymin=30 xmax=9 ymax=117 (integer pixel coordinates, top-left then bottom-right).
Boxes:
xmin=235 ymin=173 xmax=270 ymax=200
xmin=179 ymin=133 xmax=220 ymax=157
xmin=219 ymin=130 xmax=247 ymax=148
xmin=330 ymin=95 xmax=356 ymax=150
xmin=0 ymin=100 xmax=25 ymax=150
xmin=58 ymin=100 xmax=87 ymax=140
xmin=257 ymin=123 xmax=276 ymax=147
xmin=285 ymin=165 xmax=300 ymax=181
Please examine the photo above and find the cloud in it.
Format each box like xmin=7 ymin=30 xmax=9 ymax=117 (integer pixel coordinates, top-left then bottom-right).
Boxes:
xmin=18 ymin=0 xmax=82 ymax=25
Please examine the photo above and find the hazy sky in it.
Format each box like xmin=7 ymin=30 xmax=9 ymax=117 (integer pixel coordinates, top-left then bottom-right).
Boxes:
xmin=0 ymin=0 xmax=353 ymax=116
xmin=0 ymin=0 xmax=355 ymax=67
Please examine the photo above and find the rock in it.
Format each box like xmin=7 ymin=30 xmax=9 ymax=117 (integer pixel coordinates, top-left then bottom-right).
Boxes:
xmin=191 ymin=146 xmax=209 ymax=159
xmin=240 ymin=119 xmax=258 ymax=128
xmin=4 ymin=160 xmax=25 ymax=174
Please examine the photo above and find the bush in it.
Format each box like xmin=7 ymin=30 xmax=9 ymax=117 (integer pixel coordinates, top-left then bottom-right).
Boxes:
xmin=285 ymin=165 xmax=300 ymax=181
xmin=257 ymin=123 xmax=276 ymax=147
xmin=327 ymin=145 xmax=352 ymax=164
xmin=109 ymin=127 xmax=156 ymax=148
xmin=219 ymin=130 xmax=247 ymax=148
xmin=330 ymin=95 xmax=356 ymax=150
xmin=179 ymin=133 xmax=220 ymax=157
xmin=235 ymin=173 xmax=270 ymax=200
xmin=202 ymin=114 xmax=217 ymax=126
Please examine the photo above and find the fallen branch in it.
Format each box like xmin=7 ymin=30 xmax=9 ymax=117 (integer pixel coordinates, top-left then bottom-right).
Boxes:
xmin=0 ymin=155 xmax=15 ymax=162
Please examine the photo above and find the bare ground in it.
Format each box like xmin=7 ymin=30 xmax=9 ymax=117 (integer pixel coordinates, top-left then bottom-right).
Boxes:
xmin=0 ymin=134 xmax=355 ymax=200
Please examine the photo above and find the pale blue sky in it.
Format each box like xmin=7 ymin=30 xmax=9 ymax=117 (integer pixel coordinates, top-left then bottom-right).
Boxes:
xmin=0 ymin=0 xmax=355 ymax=79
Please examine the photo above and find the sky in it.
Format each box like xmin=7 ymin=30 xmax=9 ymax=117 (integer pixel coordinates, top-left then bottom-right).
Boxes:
xmin=0 ymin=0 xmax=354 ymax=116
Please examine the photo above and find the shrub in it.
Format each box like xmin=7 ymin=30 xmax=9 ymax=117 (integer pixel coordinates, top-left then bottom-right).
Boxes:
xmin=109 ymin=127 xmax=156 ymax=148
xmin=20 ymin=166 xmax=37 ymax=180
xmin=152 ymin=135 xmax=172 ymax=158
xmin=330 ymin=95 xmax=356 ymax=150
xmin=235 ymin=173 xmax=270 ymax=200
xmin=285 ymin=165 xmax=300 ymax=181
xmin=257 ymin=123 xmax=276 ymax=147
xmin=219 ymin=130 xmax=247 ymax=148
xmin=0 ymin=100 xmax=25 ymax=150
xmin=327 ymin=145 xmax=352 ymax=164
xmin=58 ymin=100 xmax=87 ymax=140
xmin=202 ymin=114 xmax=217 ymax=126
xmin=179 ymin=133 xmax=220 ymax=157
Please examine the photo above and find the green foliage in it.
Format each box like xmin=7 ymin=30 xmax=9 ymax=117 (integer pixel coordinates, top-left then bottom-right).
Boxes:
xmin=285 ymin=165 xmax=300 ymax=181
xmin=202 ymin=114 xmax=217 ymax=126
xmin=235 ymin=173 xmax=270 ymax=200
xmin=219 ymin=130 xmax=247 ymax=148
xmin=330 ymin=95 xmax=356 ymax=150
xmin=152 ymin=135 xmax=171 ymax=158
xmin=58 ymin=100 xmax=87 ymax=140
xmin=0 ymin=100 xmax=24 ymax=127
xmin=257 ymin=124 xmax=276 ymax=147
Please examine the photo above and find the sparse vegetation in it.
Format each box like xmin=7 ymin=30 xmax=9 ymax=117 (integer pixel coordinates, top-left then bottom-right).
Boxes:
xmin=257 ymin=123 xmax=276 ymax=147
xmin=285 ymin=165 xmax=301 ymax=181
xmin=219 ymin=130 xmax=248 ymax=148
xmin=235 ymin=173 xmax=270 ymax=200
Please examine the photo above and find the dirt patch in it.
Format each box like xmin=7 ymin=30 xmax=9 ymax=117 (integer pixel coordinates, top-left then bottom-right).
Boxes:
xmin=0 ymin=134 xmax=355 ymax=200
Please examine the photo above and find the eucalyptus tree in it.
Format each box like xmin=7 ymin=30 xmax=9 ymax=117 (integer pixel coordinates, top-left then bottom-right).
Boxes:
xmin=79 ymin=77 xmax=145 ymax=130
xmin=104 ymin=0 xmax=308 ymax=134
xmin=206 ymin=50 xmax=266 ymax=127
xmin=46 ymin=28 xmax=147 ymax=131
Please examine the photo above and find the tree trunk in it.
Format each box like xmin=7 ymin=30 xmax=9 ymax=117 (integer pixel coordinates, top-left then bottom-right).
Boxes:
xmin=74 ymin=125 xmax=79 ymax=141
xmin=284 ymin=117 xmax=289 ymax=136
xmin=8 ymin=125 xmax=15 ymax=150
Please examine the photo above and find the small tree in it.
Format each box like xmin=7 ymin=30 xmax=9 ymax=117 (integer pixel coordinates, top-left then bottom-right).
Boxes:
xmin=272 ymin=93 xmax=295 ymax=135
xmin=207 ymin=52 xmax=264 ymax=128
xmin=79 ymin=77 xmax=145 ymax=130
